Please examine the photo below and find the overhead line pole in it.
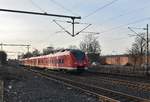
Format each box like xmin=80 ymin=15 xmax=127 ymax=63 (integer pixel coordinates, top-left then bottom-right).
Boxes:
xmin=0 ymin=8 xmax=81 ymax=19
xmin=0 ymin=43 xmax=31 ymax=53
xmin=72 ymin=18 xmax=75 ymax=37
xmin=146 ymin=24 xmax=149 ymax=75
xmin=2 ymin=44 xmax=30 ymax=46
xmin=128 ymin=24 xmax=149 ymax=75
xmin=27 ymin=45 xmax=30 ymax=53
xmin=0 ymin=8 xmax=81 ymax=36
xmin=0 ymin=43 xmax=3 ymax=51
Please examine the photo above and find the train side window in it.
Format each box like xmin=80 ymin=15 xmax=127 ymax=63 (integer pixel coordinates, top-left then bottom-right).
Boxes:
xmin=62 ymin=59 xmax=64 ymax=64
xmin=39 ymin=60 xmax=41 ymax=64
xmin=44 ymin=59 xmax=46 ymax=64
xmin=46 ymin=59 xmax=48 ymax=64
xmin=55 ymin=59 xmax=57 ymax=64
xmin=58 ymin=59 xmax=61 ymax=64
xmin=39 ymin=59 xmax=40 ymax=64
xmin=57 ymin=59 xmax=58 ymax=64
xmin=43 ymin=60 xmax=45 ymax=64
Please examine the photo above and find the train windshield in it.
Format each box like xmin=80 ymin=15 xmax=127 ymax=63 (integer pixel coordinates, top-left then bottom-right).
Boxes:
xmin=71 ymin=50 xmax=85 ymax=60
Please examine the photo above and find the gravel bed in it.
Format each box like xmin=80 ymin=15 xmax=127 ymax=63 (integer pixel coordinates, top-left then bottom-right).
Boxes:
xmin=0 ymin=65 xmax=100 ymax=102
xmin=43 ymin=70 xmax=150 ymax=100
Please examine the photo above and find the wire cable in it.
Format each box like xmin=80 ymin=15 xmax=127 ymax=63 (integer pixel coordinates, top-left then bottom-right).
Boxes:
xmin=29 ymin=0 xmax=46 ymax=13
xmin=83 ymin=0 xmax=119 ymax=19
xmin=48 ymin=0 xmax=79 ymax=16
xmin=100 ymin=17 xmax=150 ymax=34
xmin=53 ymin=19 xmax=90 ymax=25
xmin=98 ymin=1 xmax=150 ymax=27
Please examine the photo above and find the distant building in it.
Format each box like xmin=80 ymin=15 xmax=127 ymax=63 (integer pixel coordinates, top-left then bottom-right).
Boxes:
xmin=100 ymin=54 xmax=150 ymax=66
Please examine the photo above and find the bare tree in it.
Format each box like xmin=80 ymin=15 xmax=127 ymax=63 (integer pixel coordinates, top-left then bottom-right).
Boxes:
xmin=80 ymin=34 xmax=101 ymax=54
xmin=21 ymin=52 xmax=33 ymax=58
xmin=32 ymin=49 xmax=40 ymax=57
xmin=80 ymin=34 xmax=101 ymax=63
xmin=43 ymin=46 xmax=54 ymax=55
xmin=128 ymin=34 xmax=146 ymax=66
xmin=0 ymin=51 xmax=7 ymax=64
xmin=68 ymin=45 xmax=78 ymax=49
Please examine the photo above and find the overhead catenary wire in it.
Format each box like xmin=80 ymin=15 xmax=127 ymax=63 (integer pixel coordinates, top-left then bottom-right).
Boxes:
xmin=29 ymin=0 xmax=79 ymax=18
xmin=50 ymin=0 xmax=118 ymax=35
xmin=53 ymin=20 xmax=72 ymax=36
xmin=55 ymin=31 xmax=100 ymax=35
xmin=48 ymin=0 xmax=79 ymax=16
xmin=83 ymin=0 xmax=119 ymax=19
xmin=98 ymin=2 xmax=150 ymax=27
xmin=53 ymin=19 xmax=90 ymax=25
xmin=53 ymin=19 xmax=93 ymax=36
xmin=99 ymin=17 xmax=150 ymax=34
xmin=77 ymin=0 xmax=150 ymax=40
xmin=29 ymin=0 xmax=46 ymax=13
xmin=53 ymin=20 xmax=92 ymax=37
xmin=99 ymin=29 xmax=131 ymax=40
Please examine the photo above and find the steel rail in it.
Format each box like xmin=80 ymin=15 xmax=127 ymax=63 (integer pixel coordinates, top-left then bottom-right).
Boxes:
xmin=43 ymin=69 xmax=150 ymax=91
xmin=29 ymin=69 xmax=119 ymax=102
xmin=34 ymin=69 xmax=150 ymax=92
xmin=101 ymin=77 xmax=150 ymax=92
xmin=27 ymin=68 xmax=150 ymax=102
xmin=47 ymin=69 xmax=150 ymax=91
xmin=83 ymin=74 xmax=150 ymax=92
xmin=88 ymin=71 xmax=150 ymax=89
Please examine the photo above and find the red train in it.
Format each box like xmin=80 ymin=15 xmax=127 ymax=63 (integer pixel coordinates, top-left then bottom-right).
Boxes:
xmin=20 ymin=49 xmax=89 ymax=72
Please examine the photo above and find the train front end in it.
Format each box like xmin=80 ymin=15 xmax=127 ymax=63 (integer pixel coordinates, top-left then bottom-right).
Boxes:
xmin=70 ymin=50 xmax=89 ymax=71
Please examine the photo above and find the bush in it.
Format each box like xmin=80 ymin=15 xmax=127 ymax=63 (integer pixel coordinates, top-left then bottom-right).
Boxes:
xmin=0 ymin=51 xmax=7 ymax=64
xmin=125 ymin=63 xmax=132 ymax=66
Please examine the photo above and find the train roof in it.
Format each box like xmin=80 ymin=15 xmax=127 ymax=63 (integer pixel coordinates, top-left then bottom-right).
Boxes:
xmin=20 ymin=49 xmax=84 ymax=60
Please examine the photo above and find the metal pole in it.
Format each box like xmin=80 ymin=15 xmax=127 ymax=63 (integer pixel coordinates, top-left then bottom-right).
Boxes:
xmin=27 ymin=45 xmax=30 ymax=53
xmin=146 ymin=24 xmax=149 ymax=75
xmin=0 ymin=8 xmax=81 ymax=19
xmin=0 ymin=43 xmax=3 ymax=51
xmin=72 ymin=18 xmax=75 ymax=37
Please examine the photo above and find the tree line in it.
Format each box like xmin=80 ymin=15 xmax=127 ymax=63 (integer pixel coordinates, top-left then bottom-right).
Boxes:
xmin=127 ymin=33 xmax=150 ymax=66
xmin=20 ymin=34 xmax=101 ymax=62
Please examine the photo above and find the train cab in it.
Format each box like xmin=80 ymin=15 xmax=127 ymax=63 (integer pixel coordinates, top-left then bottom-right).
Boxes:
xmin=70 ymin=49 xmax=89 ymax=70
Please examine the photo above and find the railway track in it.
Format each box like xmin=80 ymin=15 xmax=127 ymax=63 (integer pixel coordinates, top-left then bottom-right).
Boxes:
xmin=43 ymin=69 xmax=150 ymax=92
xmin=25 ymin=68 xmax=149 ymax=102
xmin=88 ymin=71 xmax=150 ymax=84
xmin=78 ymin=72 xmax=150 ymax=92
xmin=95 ymin=76 xmax=150 ymax=92
xmin=44 ymin=69 xmax=150 ymax=99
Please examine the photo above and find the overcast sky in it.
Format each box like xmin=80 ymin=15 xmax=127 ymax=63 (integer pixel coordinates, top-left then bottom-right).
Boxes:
xmin=0 ymin=0 xmax=150 ymax=58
